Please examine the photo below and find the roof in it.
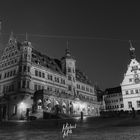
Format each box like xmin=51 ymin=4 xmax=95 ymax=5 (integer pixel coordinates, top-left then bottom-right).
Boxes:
xmin=31 ymin=48 xmax=63 ymax=74
xmin=76 ymin=69 xmax=93 ymax=86
xmin=31 ymin=48 xmax=93 ymax=86
xmin=105 ymin=86 xmax=122 ymax=95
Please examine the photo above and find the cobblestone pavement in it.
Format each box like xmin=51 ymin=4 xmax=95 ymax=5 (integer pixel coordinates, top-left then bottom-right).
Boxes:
xmin=0 ymin=117 xmax=140 ymax=140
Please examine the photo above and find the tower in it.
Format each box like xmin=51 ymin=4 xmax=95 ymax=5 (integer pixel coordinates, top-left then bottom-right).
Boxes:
xmin=129 ymin=40 xmax=136 ymax=60
xmin=18 ymin=33 xmax=32 ymax=95
xmin=121 ymin=41 xmax=140 ymax=110
xmin=61 ymin=41 xmax=76 ymax=95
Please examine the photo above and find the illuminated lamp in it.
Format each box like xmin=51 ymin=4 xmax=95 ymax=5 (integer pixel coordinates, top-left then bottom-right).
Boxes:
xmin=19 ymin=102 xmax=26 ymax=111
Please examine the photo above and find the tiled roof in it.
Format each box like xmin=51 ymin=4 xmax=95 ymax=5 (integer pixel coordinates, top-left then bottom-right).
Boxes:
xmin=31 ymin=48 xmax=93 ymax=86
xmin=31 ymin=48 xmax=63 ymax=74
xmin=76 ymin=69 xmax=93 ymax=86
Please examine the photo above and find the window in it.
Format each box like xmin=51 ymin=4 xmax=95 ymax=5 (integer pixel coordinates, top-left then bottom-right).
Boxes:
xmin=48 ymin=75 xmax=53 ymax=80
xmin=120 ymin=104 xmax=124 ymax=108
xmin=128 ymin=101 xmax=132 ymax=108
xmin=135 ymin=89 xmax=139 ymax=94
xmin=39 ymin=71 xmax=41 ymax=77
xmin=19 ymin=66 xmax=22 ymax=72
xmin=23 ymin=66 xmax=27 ymax=72
xmin=129 ymin=78 xmax=132 ymax=82
xmin=42 ymin=73 xmax=45 ymax=78
xmin=34 ymin=84 xmax=37 ymax=91
xmin=22 ymin=80 xmax=26 ymax=88
xmin=13 ymin=105 xmax=17 ymax=115
xmin=131 ymin=90 xmax=134 ymax=94
xmin=27 ymin=81 xmax=30 ymax=89
xmin=126 ymin=90 xmax=129 ymax=95
xmin=13 ymin=70 xmax=16 ymax=75
xmin=68 ymin=67 xmax=71 ymax=73
xmin=68 ymin=85 xmax=72 ymax=91
xmin=82 ymin=86 xmax=85 ymax=91
xmin=137 ymin=101 xmax=140 ymax=108
xmin=35 ymin=70 xmax=38 ymax=76
xmin=68 ymin=76 xmax=72 ymax=81
xmin=120 ymin=98 xmax=123 ymax=101
xmin=28 ymin=66 xmax=30 ymax=72
xmin=10 ymin=71 xmax=13 ymax=76
xmin=90 ymin=88 xmax=93 ymax=93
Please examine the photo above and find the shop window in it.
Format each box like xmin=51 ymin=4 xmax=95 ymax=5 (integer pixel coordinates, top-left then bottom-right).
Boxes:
xmin=128 ymin=101 xmax=132 ymax=108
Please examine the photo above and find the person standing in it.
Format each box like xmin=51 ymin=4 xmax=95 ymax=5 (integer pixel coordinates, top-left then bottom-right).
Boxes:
xmin=131 ymin=107 xmax=136 ymax=118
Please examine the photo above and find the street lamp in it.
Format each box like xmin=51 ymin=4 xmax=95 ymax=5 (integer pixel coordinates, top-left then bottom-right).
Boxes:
xmin=18 ymin=102 xmax=26 ymax=120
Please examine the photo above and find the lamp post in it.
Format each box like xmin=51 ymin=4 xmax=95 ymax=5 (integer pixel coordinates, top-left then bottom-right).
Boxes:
xmin=19 ymin=102 xmax=26 ymax=120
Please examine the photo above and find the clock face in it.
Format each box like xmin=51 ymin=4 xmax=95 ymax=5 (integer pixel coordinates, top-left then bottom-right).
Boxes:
xmin=133 ymin=74 xmax=140 ymax=84
xmin=134 ymin=74 xmax=139 ymax=78
xmin=134 ymin=78 xmax=140 ymax=84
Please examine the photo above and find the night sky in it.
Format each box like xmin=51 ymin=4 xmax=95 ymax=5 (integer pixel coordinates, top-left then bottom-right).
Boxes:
xmin=1 ymin=1 xmax=140 ymax=89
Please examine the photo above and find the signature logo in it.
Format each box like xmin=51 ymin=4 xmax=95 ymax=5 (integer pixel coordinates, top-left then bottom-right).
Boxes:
xmin=62 ymin=123 xmax=77 ymax=139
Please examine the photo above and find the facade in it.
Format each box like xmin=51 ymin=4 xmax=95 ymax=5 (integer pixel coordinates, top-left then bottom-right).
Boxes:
xmin=103 ymin=86 xmax=123 ymax=111
xmin=103 ymin=43 xmax=140 ymax=112
xmin=0 ymin=32 xmax=99 ymax=120
xmin=121 ymin=43 xmax=140 ymax=111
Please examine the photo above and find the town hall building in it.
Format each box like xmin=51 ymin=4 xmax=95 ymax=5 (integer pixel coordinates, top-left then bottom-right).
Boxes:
xmin=0 ymin=32 xmax=99 ymax=120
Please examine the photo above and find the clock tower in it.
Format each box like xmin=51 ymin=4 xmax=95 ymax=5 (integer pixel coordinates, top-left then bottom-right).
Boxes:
xmin=121 ymin=41 xmax=140 ymax=110
xmin=61 ymin=41 xmax=76 ymax=95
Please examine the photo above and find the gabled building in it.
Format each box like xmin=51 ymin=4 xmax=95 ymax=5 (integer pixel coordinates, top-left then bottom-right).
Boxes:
xmin=0 ymin=32 xmax=99 ymax=120
xmin=121 ymin=42 xmax=140 ymax=111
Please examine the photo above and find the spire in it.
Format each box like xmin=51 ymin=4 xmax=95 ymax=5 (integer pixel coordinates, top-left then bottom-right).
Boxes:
xmin=65 ymin=40 xmax=71 ymax=57
xmin=129 ymin=40 xmax=136 ymax=59
xmin=9 ymin=31 xmax=15 ymax=43
xmin=25 ymin=32 xmax=28 ymax=41
xmin=0 ymin=20 xmax=1 ymax=34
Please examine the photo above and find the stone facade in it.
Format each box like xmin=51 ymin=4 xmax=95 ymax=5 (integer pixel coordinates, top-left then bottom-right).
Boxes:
xmin=0 ymin=33 xmax=99 ymax=120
